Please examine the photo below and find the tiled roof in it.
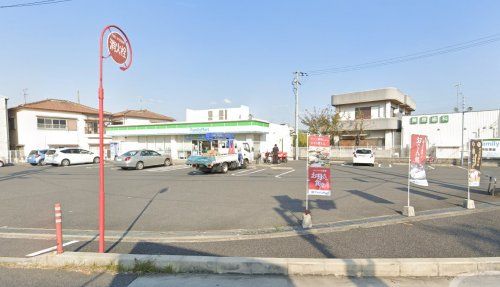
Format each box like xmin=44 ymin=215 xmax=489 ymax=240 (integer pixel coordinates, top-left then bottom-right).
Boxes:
xmin=112 ymin=109 xmax=175 ymax=121
xmin=10 ymin=99 xmax=111 ymax=115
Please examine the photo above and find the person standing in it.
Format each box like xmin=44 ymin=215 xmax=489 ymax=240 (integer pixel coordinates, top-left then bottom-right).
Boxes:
xmin=272 ymin=144 xmax=279 ymax=164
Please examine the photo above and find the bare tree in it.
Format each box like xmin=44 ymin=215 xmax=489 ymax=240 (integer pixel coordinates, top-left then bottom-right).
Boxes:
xmin=300 ymin=107 xmax=343 ymax=144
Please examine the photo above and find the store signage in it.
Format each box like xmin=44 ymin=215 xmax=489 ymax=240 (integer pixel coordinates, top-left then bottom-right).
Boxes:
xmin=107 ymin=32 xmax=128 ymax=65
xmin=409 ymin=134 xmax=428 ymax=186
xmin=307 ymin=135 xmax=331 ymax=196
xmin=189 ymin=127 xmax=210 ymax=133
xmin=468 ymin=139 xmax=482 ymax=187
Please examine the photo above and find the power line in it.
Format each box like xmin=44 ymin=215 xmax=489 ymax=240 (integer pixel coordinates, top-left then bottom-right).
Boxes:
xmin=306 ymin=33 xmax=500 ymax=76
xmin=0 ymin=0 xmax=72 ymax=9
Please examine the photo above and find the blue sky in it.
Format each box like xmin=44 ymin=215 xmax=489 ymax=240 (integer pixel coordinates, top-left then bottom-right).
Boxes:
xmin=1 ymin=0 xmax=500 ymax=124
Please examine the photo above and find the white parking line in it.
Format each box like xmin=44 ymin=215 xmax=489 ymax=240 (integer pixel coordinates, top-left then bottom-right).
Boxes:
xmin=275 ymin=169 xmax=295 ymax=178
xmin=146 ymin=165 xmax=191 ymax=172
xmin=234 ymin=168 xmax=266 ymax=176
xmin=455 ymin=165 xmax=468 ymax=171
xmin=230 ymin=169 xmax=253 ymax=176
xmin=26 ymin=240 xmax=79 ymax=257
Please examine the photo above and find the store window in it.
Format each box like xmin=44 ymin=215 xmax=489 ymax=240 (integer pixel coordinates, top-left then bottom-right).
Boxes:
xmin=208 ymin=111 xmax=213 ymax=121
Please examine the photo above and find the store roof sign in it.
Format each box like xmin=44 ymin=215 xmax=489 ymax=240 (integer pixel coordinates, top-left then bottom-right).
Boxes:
xmin=410 ymin=117 xmax=418 ymax=124
xmin=430 ymin=116 xmax=438 ymax=124
xmin=189 ymin=127 xmax=210 ymax=133
xmin=440 ymin=115 xmax=449 ymax=123
xmin=419 ymin=116 xmax=428 ymax=124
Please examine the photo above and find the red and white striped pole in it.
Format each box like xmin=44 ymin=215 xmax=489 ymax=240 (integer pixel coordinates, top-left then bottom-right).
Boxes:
xmin=54 ymin=203 xmax=63 ymax=254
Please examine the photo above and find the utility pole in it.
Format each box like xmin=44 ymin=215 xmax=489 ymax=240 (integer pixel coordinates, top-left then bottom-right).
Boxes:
xmin=22 ymin=88 xmax=28 ymax=104
xmin=454 ymin=83 xmax=460 ymax=112
xmin=77 ymin=90 xmax=81 ymax=104
xmin=460 ymin=91 xmax=466 ymax=166
xmin=292 ymin=71 xmax=307 ymax=160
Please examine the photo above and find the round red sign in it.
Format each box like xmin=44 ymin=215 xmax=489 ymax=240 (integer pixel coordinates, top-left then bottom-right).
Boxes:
xmin=107 ymin=32 xmax=128 ymax=65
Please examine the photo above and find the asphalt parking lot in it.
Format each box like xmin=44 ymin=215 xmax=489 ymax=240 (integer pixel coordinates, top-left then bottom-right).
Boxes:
xmin=0 ymin=160 xmax=499 ymax=258
xmin=0 ymin=160 xmax=498 ymax=232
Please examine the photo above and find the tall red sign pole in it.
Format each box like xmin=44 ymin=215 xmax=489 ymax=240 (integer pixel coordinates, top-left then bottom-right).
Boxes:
xmin=98 ymin=25 xmax=132 ymax=253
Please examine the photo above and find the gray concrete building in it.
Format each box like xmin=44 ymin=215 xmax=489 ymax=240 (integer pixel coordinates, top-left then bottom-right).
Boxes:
xmin=331 ymin=87 xmax=416 ymax=149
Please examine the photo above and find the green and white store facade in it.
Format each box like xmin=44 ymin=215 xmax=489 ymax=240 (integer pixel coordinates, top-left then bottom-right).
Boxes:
xmin=106 ymin=119 xmax=292 ymax=160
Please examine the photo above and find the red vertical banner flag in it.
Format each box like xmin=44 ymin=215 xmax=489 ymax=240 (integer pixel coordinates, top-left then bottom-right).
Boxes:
xmin=409 ymin=134 xmax=428 ymax=186
xmin=307 ymin=135 xmax=331 ymax=196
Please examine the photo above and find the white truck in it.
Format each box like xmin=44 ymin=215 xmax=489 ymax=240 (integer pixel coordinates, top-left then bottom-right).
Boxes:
xmin=186 ymin=141 xmax=253 ymax=174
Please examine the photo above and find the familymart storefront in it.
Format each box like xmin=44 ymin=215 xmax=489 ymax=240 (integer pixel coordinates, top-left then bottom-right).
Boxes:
xmin=106 ymin=119 xmax=291 ymax=160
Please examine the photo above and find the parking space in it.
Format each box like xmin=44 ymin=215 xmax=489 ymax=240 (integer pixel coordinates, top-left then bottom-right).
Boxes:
xmin=0 ymin=161 xmax=499 ymax=238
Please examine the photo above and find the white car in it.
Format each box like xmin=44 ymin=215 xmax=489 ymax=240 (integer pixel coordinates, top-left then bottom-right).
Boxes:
xmin=353 ymin=148 xmax=375 ymax=166
xmin=44 ymin=148 xmax=100 ymax=166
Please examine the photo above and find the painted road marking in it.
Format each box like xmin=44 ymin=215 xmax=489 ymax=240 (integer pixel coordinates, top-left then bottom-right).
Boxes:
xmin=230 ymin=169 xmax=253 ymax=176
xmin=275 ymin=169 xmax=295 ymax=178
xmin=25 ymin=240 xmax=79 ymax=257
xmin=237 ymin=168 xmax=266 ymax=176
xmin=146 ymin=165 xmax=191 ymax=172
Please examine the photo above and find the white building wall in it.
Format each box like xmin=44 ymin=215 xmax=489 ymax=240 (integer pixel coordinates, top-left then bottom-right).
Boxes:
xmin=0 ymin=97 xmax=8 ymax=160
xmin=402 ymin=110 xmax=500 ymax=158
xmin=186 ymin=105 xmax=250 ymax=122
xmin=13 ymin=109 xmax=111 ymax=157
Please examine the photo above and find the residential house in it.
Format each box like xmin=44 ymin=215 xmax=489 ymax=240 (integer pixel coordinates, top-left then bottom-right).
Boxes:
xmin=112 ymin=109 xmax=175 ymax=125
xmin=8 ymin=99 xmax=113 ymax=157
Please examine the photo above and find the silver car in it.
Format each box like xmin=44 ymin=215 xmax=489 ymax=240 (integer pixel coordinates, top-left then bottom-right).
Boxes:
xmin=114 ymin=149 xmax=172 ymax=170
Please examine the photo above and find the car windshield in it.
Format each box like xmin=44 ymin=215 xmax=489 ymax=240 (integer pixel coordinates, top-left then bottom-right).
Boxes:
xmin=356 ymin=149 xmax=372 ymax=154
xmin=39 ymin=150 xmax=48 ymax=154
xmin=28 ymin=150 xmax=37 ymax=155
xmin=46 ymin=150 xmax=56 ymax=155
xmin=122 ymin=151 xmax=138 ymax=157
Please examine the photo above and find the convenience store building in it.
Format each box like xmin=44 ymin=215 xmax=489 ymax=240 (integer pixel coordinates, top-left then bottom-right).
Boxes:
xmin=106 ymin=106 xmax=292 ymax=159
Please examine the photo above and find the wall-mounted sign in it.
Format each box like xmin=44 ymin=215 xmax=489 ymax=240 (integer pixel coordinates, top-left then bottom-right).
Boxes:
xmin=430 ymin=116 xmax=438 ymax=124
xmin=419 ymin=117 xmax=428 ymax=124
xmin=410 ymin=117 xmax=418 ymax=124
xmin=439 ymin=115 xmax=449 ymax=123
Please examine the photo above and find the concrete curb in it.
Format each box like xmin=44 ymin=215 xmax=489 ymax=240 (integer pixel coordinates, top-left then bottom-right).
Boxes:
xmin=5 ymin=252 xmax=500 ymax=277
xmin=1 ymin=202 xmax=499 ymax=243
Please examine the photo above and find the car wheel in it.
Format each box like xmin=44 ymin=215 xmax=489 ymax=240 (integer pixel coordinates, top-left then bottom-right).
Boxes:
xmin=136 ymin=161 xmax=144 ymax=170
xmin=242 ymin=159 xmax=249 ymax=169
xmin=221 ymin=162 xmax=228 ymax=173
xmin=121 ymin=167 xmax=128 ymax=170
xmin=164 ymin=158 xmax=172 ymax=166
xmin=93 ymin=157 xmax=100 ymax=164
xmin=30 ymin=163 xmax=37 ymax=166
xmin=39 ymin=159 xmax=45 ymax=166
xmin=61 ymin=159 xmax=70 ymax=167
xmin=0 ymin=161 xmax=4 ymax=167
